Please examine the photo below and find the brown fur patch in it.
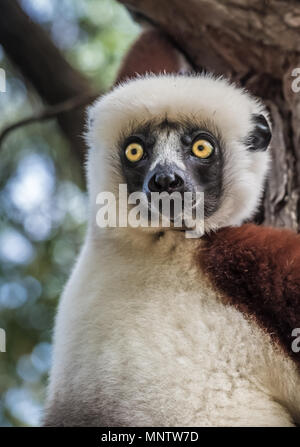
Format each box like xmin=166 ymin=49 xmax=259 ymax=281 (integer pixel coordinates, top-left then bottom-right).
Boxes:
xmin=198 ymin=224 xmax=300 ymax=366
xmin=115 ymin=29 xmax=187 ymax=84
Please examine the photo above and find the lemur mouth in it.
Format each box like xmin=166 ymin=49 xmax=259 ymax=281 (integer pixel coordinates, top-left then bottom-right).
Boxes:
xmin=145 ymin=191 xmax=203 ymax=229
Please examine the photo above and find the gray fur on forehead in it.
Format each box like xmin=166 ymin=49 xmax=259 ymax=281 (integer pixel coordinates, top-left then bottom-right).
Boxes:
xmin=118 ymin=115 xmax=224 ymax=143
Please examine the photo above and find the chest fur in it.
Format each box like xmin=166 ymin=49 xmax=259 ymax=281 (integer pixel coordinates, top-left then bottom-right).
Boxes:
xmin=47 ymin=233 xmax=299 ymax=426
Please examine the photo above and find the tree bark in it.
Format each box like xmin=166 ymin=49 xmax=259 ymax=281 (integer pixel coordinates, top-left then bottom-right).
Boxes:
xmin=118 ymin=0 xmax=300 ymax=231
xmin=0 ymin=0 xmax=93 ymax=164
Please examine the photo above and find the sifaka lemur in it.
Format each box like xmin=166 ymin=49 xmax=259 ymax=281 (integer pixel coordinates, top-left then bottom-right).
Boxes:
xmin=44 ymin=70 xmax=300 ymax=426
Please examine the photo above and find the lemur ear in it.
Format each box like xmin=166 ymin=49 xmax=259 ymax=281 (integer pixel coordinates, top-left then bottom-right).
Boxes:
xmin=246 ymin=114 xmax=272 ymax=151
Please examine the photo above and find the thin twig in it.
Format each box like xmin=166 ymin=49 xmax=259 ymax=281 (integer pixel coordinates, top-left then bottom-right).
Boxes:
xmin=0 ymin=92 xmax=100 ymax=146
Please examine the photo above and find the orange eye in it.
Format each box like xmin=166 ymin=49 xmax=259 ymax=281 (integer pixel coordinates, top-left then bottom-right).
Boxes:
xmin=192 ymin=139 xmax=214 ymax=159
xmin=125 ymin=142 xmax=144 ymax=162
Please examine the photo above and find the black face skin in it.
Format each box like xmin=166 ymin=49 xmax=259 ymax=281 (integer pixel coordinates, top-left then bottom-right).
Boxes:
xmin=119 ymin=119 xmax=224 ymax=219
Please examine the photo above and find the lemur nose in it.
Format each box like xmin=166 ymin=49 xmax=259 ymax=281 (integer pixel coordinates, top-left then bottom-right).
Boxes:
xmin=148 ymin=171 xmax=184 ymax=193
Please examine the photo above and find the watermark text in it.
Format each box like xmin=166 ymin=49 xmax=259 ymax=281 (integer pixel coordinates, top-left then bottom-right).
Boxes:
xmin=0 ymin=328 xmax=6 ymax=352
xmin=0 ymin=68 xmax=6 ymax=93
xmin=292 ymin=328 xmax=300 ymax=353
xmin=291 ymin=68 xmax=300 ymax=93
xmin=96 ymin=184 xmax=204 ymax=238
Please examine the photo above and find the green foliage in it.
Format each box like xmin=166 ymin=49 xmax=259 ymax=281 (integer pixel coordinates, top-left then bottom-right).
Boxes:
xmin=0 ymin=0 xmax=139 ymax=426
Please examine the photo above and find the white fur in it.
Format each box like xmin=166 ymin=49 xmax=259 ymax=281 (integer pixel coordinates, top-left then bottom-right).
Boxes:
xmin=45 ymin=75 xmax=300 ymax=427
xmin=46 ymin=232 xmax=300 ymax=426
xmin=86 ymin=73 xmax=271 ymax=233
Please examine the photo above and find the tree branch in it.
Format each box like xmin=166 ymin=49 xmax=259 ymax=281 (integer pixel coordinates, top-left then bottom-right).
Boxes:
xmin=0 ymin=0 xmax=94 ymax=163
xmin=0 ymin=92 xmax=100 ymax=147
xmin=119 ymin=0 xmax=300 ymax=79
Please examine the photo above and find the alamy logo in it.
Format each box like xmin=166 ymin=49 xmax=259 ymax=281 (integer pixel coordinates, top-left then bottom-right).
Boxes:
xmin=96 ymin=184 xmax=204 ymax=238
xmin=0 ymin=328 xmax=6 ymax=352
xmin=291 ymin=68 xmax=300 ymax=93
xmin=292 ymin=328 xmax=300 ymax=353
xmin=0 ymin=68 xmax=6 ymax=93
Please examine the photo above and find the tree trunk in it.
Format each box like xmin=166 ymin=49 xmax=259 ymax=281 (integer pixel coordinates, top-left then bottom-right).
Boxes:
xmin=0 ymin=0 xmax=93 ymax=164
xmin=118 ymin=0 xmax=300 ymax=231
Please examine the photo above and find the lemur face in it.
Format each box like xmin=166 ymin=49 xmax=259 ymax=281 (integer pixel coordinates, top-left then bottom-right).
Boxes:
xmin=87 ymin=74 xmax=272 ymax=232
xmin=119 ymin=118 xmax=224 ymax=218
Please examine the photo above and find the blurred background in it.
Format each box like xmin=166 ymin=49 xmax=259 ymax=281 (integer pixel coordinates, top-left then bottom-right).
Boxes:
xmin=1 ymin=0 xmax=299 ymax=429
xmin=0 ymin=0 xmax=139 ymax=426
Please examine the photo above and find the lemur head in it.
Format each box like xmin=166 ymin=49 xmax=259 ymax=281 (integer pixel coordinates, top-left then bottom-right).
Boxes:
xmin=86 ymin=74 xmax=271 ymax=235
